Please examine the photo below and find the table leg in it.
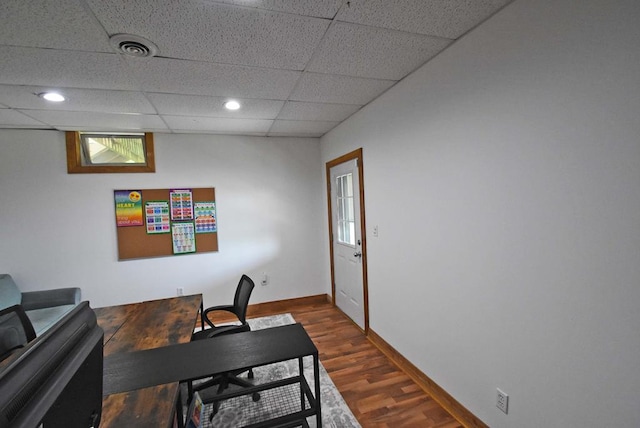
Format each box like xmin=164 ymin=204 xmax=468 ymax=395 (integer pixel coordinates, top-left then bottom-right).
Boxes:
xmin=314 ymin=353 xmax=321 ymax=427
xmin=199 ymin=301 xmax=204 ymax=331
xmin=175 ymin=386 xmax=185 ymax=428
xmin=299 ymin=357 xmax=305 ymax=411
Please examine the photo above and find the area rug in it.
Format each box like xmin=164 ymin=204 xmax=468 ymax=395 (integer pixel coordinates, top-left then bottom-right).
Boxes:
xmin=188 ymin=314 xmax=361 ymax=428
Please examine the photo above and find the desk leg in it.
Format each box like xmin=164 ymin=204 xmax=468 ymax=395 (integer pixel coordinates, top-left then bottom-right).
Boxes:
xmin=176 ymin=387 xmax=185 ymax=428
xmin=314 ymin=353 xmax=321 ymax=427
xmin=199 ymin=301 xmax=204 ymax=331
xmin=299 ymin=357 xmax=305 ymax=411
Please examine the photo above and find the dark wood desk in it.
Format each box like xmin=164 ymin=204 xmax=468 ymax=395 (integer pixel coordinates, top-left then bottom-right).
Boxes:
xmin=103 ymin=323 xmax=322 ymax=428
xmin=94 ymin=294 xmax=202 ymax=428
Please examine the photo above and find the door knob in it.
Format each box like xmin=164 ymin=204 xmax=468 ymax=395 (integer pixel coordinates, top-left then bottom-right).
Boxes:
xmin=353 ymin=251 xmax=362 ymax=257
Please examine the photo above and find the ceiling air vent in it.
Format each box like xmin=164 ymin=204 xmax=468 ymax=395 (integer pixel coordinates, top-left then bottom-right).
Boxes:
xmin=109 ymin=34 xmax=158 ymax=58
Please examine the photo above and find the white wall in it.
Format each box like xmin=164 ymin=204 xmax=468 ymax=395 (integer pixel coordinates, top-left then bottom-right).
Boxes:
xmin=0 ymin=130 xmax=326 ymax=309
xmin=321 ymin=0 xmax=640 ymax=426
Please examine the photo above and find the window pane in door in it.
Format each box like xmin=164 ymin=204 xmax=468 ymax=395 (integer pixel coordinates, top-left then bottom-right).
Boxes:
xmin=336 ymin=173 xmax=356 ymax=246
xmin=345 ymin=173 xmax=353 ymax=197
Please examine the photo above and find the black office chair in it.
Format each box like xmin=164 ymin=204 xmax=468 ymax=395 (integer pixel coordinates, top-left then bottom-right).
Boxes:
xmin=0 ymin=304 xmax=36 ymax=362
xmin=189 ymin=274 xmax=258 ymax=416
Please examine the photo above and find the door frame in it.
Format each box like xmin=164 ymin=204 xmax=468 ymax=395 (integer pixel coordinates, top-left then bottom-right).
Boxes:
xmin=326 ymin=148 xmax=369 ymax=333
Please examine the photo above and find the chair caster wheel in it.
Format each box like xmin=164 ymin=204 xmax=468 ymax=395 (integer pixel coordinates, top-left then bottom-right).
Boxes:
xmin=252 ymin=392 xmax=260 ymax=402
xmin=248 ymin=369 xmax=254 ymax=379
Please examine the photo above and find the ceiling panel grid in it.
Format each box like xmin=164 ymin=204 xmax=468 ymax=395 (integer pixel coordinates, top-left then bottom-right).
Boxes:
xmin=0 ymin=0 xmax=513 ymax=136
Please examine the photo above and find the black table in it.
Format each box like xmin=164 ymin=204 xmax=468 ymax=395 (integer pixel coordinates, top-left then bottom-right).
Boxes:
xmin=103 ymin=323 xmax=321 ymax=428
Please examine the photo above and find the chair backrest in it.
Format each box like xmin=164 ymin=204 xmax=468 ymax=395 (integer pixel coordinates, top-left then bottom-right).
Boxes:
xmin=0 ymin=304 xmax=36 ymax=361
xmin=232 ymin=274 xmax=255 ymax=324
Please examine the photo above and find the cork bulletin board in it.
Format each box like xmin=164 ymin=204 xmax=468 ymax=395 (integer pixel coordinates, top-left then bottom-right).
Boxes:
xmin=115 ymin=187 xmax=218 ymax=260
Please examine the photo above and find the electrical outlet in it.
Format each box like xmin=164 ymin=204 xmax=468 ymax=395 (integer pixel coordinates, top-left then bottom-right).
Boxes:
xmin=177 ymin=287 xmax=184 ymax=296
xmin=372 ymin=225 xmax=379 ymax=237
xmin=496 ymin=388 xmax=509 ymax=414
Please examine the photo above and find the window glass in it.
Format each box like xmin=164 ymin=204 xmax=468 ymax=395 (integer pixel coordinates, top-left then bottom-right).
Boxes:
xmin=80 ymin=133 xmax=147 ymax=165
xmin=336 ymin=173 xmax=356 ymax=246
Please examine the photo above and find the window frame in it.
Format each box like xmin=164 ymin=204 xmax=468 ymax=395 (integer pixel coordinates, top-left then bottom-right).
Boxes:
xmin=65 ymin=131 xmax=155 ymax=173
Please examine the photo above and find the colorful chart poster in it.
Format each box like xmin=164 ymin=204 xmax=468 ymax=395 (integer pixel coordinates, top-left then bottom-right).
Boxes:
xmin=145 ymin=201 xmax=170 ymax=234
xmin=114 ymin=190 xmax=143 ymax=227
xmin=172 ymin=222 xmax=196 ymax=254
xmin=194 ymin=201 xmax=217 ymax=233
xmin=170 ymin=189 xmax=194 ymax=221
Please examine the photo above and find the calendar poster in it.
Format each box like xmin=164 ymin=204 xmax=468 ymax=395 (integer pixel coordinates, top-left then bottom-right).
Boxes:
xmin=145 ymin=201 xmax=170 ymax=234
xmin=170 ymin=189 xmax=194 ymax=221
xmin=172 ymin=222 xmax=196 ymax=254
xmin=194 ymin=201 xmax=217 ymax=233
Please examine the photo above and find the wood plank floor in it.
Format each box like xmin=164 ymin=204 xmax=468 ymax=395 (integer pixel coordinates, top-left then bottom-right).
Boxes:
xmin=213 ymin=298 xmax=464 ymax=428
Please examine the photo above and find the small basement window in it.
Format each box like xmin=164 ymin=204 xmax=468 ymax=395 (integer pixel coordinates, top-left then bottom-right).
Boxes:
xmin=66 ymin=131 xmax=155 ymax=173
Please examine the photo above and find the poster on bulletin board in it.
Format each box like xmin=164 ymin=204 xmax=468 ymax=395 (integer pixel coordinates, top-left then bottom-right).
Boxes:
xmin=171 ymin=222 xmax=196 ymax=254
xmin=194 ymin=201 xmax=217 ymax=233
xmin=114 ymin=187 xmax=218 ymax=260
xmin=170 ymin=189 xmax=194 ymax=221
xmin=114 ymin=190 xmax=143 ymax=227
xmin=145 ymin=201 xmax=170 ymax=234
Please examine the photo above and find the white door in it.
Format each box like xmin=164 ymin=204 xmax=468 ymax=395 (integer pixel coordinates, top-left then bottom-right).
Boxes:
xmin=330 ymin=159 xmax=365 ymax=329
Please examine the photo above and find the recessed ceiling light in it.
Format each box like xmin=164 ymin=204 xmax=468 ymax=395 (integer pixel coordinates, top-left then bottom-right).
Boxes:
xmin=224 ymin=100 xmax=241 ymax=110
xmin=38 ymin=92 xmax=66 ymax=102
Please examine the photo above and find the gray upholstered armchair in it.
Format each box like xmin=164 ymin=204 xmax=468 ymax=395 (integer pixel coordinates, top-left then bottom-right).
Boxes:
xmin=0 ymin=274 xmax=81 ymax=335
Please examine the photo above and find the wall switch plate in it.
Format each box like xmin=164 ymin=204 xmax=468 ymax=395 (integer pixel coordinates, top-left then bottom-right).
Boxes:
xmin=497 ymin=388 xmax=509 ymax=414
xmin=261 ymin=273 xmax=268 ymax=286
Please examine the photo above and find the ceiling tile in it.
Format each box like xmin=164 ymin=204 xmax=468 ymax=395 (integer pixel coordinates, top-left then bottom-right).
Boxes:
xmin=86 ymin=0 xmax=330 ymax=69
xmin=69 ymin=126 xmax=170 ymax=133
xmin=277 ymin=101 xmax=361 ymax=122
xmin=24 ymin=110 xmax=168 ymax=131
xmin=290 ymin=73 xmax=395 ymax=105
xmin=162 ymin=115 xmax=273 ymax=133
xmin=212 ymin=0 xmax=343 ymax=18
xmin=167 ymin=129 xmax=269 ymax=136
xmin=270 ymin=120 xmax=339 ymax=135
xmin=307 ymin=22 xmax=451 ymax=80
xmin=126 ymin=57 xmax=301 ymax=99
xmin=336 ymin=0 xmax=511 ymax=39
xmin=267 ymin=131 xmax=325 ymax=138
xmin=0 ymin=47 xmax=139 ymax=91
xmin=0 ymin=109 xmax=49 ymax=128
xmin=0 ymin=0 xmax=111 ymax=51
xmin=146 ymin=93 xmax=284 ymax=119
xmin=0 ymin=0 xmax=510 ymax=137
xmin=0 ymin=85 xmax=155 ymax=114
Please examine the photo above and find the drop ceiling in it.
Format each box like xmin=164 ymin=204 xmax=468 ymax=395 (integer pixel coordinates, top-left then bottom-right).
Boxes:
xmin=0 ymin=0 xmax=512 ymax=138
